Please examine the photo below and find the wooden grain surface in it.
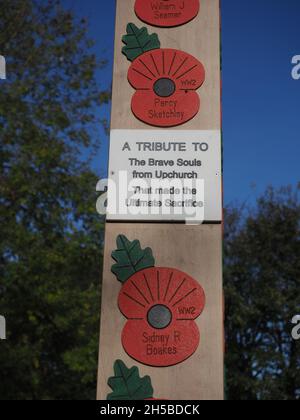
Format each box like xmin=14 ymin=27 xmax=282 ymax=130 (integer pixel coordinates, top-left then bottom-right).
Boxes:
xmin=97 ymin=224 xmax=224 ymax=401
xmin=111 ymin=0 xmax=221 ymax=131
xmin=97 ymin=0 xmax=223 ymax=400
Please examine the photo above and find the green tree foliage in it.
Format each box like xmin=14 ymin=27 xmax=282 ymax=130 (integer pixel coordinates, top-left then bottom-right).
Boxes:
xmin=225 ymin=186 xmax=300 ymax=400
xmin=0 ymin=0 xmax=109 ymax=399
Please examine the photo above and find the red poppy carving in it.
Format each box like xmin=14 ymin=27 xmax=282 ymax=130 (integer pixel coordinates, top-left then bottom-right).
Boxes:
xmin=118 ymin=267 xmax=205 ymax=367
xmin=122 ymin=24 xmax=205 ymax=127
xmin=128 ymin=48 xmax=205 ymax=127
xmin=135 ymin=0 xmax=200 ymax=28
xmin=112 ymin=235 xmax=205 ymax=367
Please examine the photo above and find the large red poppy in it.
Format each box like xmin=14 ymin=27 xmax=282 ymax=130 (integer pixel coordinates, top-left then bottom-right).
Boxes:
xmin=118 ymin=267 xmax=205 ymax=367
xmin=128 ymin=48 xmax=205 ymax=127
xmin=135 ymin=0 xmax=200 ymax=28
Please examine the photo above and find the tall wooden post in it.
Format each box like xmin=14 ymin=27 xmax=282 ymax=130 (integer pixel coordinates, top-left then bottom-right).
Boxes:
xmin=97 ymin=0 xmax=223 ymax=400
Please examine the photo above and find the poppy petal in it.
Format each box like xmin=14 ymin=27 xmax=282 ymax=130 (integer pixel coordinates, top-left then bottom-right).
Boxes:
xmin=118 ymin=267 xmax=172 ymax=318
xmin=171 ymin=281 xmax=205 ymax=321
xmin=131 ymin=90 xmax=200 ymax=127
xmin=127 ymin=54 xmax=158 ymax=90
xmin=173 ymin=58 xmax=205 ymax=91
xmin=152 ymin=267 xmax=205 ymax=320
xmin=119 ymin=267 xmax=205 ymax=319
xmin=135 ymin=0 xmax=200 ymax=28
xmin=128 ymin=49 xmax=205 ymax=91
xmin=122 ymin=319 xmax=200 ymax=367
xmin=118 ymin=276 xmax=152 ymax=319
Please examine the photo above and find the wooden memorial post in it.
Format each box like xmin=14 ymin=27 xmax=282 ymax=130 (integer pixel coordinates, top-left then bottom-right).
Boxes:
xmin=97 ymin=0 xmax=223 ymax=400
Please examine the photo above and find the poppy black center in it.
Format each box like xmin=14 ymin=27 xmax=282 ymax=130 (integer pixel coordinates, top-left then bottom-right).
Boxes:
xmin=147 ymin=304 xmax=172 ymax=330
xmin=153 ymin=78 xmax=176 ymax=98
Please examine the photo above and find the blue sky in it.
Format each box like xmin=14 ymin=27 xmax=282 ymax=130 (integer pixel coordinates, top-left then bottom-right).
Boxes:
xmin=63 ymin=0 xmax=299 ymax=205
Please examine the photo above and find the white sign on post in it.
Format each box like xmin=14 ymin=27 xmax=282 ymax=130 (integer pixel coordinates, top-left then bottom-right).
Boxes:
xmin=107 ymin=130 xmax=222 ymax=224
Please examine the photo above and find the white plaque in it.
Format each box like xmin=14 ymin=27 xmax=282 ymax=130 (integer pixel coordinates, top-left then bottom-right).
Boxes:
xmin=106 ymin=130 xmax=222 ymax=223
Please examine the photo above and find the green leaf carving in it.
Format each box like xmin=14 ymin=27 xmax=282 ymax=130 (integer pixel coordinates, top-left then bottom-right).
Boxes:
xmin=122 ymin=23 xmax=160 ymax=62
xmin=111 ymin=235 xmax=155 ymax=283
xmin=107 ymin=360 xmax=154 ymax=400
